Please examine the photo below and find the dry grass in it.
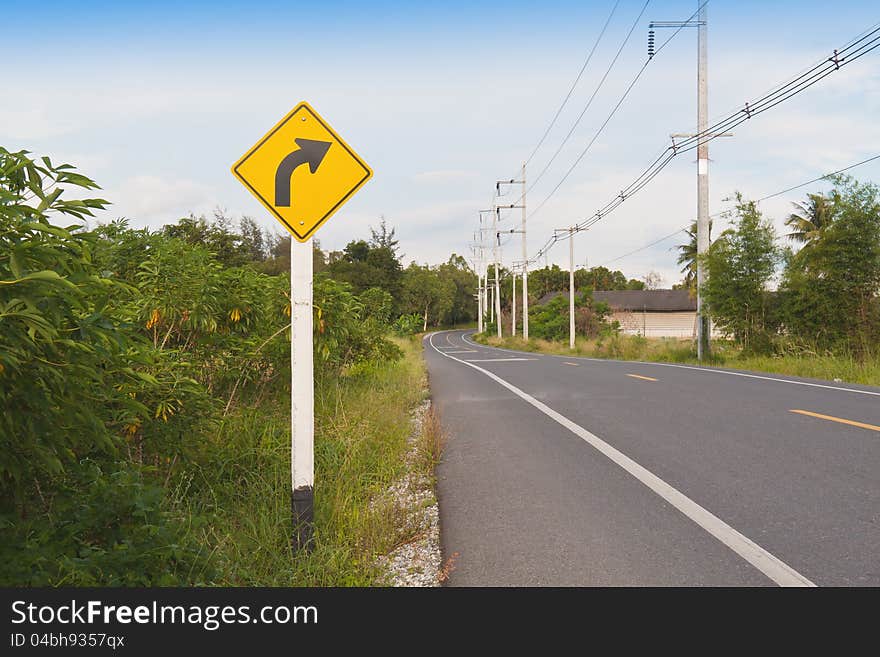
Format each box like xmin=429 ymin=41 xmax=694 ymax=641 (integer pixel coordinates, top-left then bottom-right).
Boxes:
xmin=418 ymin=405 xmax=445 ymax=472
xmin=172 ymin=336 xmax=434 ymax=585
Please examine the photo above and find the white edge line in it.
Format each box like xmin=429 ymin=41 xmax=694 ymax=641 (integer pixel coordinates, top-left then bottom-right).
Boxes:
xmin=427 ymin=331 xmax=816 ymax=587
xmin=465 ymin=357 xmax=539 ymax=362
xmin=461 ymin=331 xmax=880 ymax=398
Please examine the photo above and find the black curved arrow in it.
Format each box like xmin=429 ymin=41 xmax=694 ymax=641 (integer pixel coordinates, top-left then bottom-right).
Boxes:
xmin=274 ymin=138 xmax=332 ymax=207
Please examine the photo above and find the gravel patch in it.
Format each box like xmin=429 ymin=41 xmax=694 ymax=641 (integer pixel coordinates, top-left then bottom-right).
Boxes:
xmin=375 ymin=399 xmax=442 ymax=587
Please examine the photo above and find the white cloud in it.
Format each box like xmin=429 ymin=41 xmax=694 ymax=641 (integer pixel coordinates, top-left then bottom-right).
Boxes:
xmin=104 ymin=175 xmax=216 ymax=228
xmin=5 ymin=2 xmax=878 ymax=286
xmin=412 ymin=169 xmax=478 ymax=183
xmin=0 ymin=108 xmax=78 ymax=140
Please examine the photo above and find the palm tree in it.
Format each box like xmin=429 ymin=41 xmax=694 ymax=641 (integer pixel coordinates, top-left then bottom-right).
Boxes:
xmin=784 ymin=193 xmax=833 ymax=245
xmin=676 ymin=219 xmax=712 ymax=291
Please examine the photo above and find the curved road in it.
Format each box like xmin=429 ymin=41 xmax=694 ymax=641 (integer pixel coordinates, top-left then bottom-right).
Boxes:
xmin=426 ymin=330 xmax=880 ymax=586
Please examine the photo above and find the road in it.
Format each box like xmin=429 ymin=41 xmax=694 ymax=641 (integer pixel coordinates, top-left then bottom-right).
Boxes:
xmin=425 ymin=330 xmax=880 ymax=586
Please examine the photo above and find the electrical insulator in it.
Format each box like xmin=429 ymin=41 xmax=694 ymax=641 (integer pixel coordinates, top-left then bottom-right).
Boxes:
xmin=647 ymin=29 xmax=655 ymax=58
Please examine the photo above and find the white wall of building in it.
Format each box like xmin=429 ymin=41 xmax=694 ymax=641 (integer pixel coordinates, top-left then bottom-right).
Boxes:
xmin=611 ymin=311 xmax=724 ymax=339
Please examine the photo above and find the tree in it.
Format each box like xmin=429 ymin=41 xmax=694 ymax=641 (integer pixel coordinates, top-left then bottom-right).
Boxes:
xmin=435 ymin=254 xmax=477 ymax=326
xmin=676 ymin=219 xmax=712 ymax=292
xmin=527 ymin=265 xmax=568 ymax=300
xmin=162 ymin=212 xmax=249 ymax=268
xmin=779 ymin=177 xmax=880 ymax=354
xmin=529 ymin=264 xmax=642 ymax=301
xmin=528 ymin=291 xmax=610 ymax=341
xmin=784 ymin=192 xmax=834 ymax=246
xmin=369 ymin=216 xmax=400 ymax=256
xmin=344 ymin=239 xmax=370 ymax=263
xmin=400 ymin=263 xmax=452 ymax=330
xmin=238 ymin=216 xmax=269 ymax=262
xmin=702 ymin=193 xmax=780 ymax=352
xmin=642 ymin=270 xmax=664 ymax=290
xmin=578 ymin=265 xmax=629 ymax=290
xmin=326 ymin=239 xmax=403 ymax=304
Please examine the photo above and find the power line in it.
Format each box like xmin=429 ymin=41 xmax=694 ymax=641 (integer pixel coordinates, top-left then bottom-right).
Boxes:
xmin=600 ymin=227 xmax=689 ymax=267
xmin=485 ymin=0 xmax=701 ymax=270
xmin=664 ymin=28 xmax=880 ymax=155
xmin=525 ymin=0 xmax=710 ymax=221
xmin=525 ymin=0 xmax=651 ymax=195
xmin=597 ymin=152 xmax=880 ymax=267
xmin=754 ymin=153 xmax=880 ymax=203
xmin=527 ymin=24 xmax=880 ymax=265
xmin=523 ymin=0 xmax=622 ymax=170
xmin=703 ymin=20 xmax=880 ymax=128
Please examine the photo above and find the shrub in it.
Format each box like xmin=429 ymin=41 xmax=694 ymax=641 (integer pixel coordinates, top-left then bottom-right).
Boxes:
xmin=393 ymin=313 xmax=423 ymax=336
xmin=528 ymin=292 xmax=609 ymax=341
xmin=0 ymin=460 xmax=211 ymax=585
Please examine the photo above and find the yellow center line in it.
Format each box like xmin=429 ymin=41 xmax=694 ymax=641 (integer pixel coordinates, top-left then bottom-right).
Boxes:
xmin=563 ymin=362 xmax=579 ymax=366
xmin=790 ymin=409 xmax=880 ymax=433
xmin=627 ymin=373 xmax=657 ymax=382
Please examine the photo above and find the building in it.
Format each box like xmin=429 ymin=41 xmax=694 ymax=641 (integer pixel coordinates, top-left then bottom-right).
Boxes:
xmin=592 ymin=289 xmax=700 ymax=339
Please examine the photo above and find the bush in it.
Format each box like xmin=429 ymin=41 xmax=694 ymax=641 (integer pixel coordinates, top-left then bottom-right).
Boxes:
xmin=0 ymin=147 xmax=411 ymax=585
xmin=528 ymin=292 xmax=609 ymax=341
xmin=393 ymin=313 xmax=423 ymax=336
xmin=0 ymin=460 xmax=212 ymax=586
xmin=313 ymin=276 xmax=402 ymax=372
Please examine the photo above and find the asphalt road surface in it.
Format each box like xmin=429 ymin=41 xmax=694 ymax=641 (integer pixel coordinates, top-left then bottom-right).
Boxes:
xmin=425 ymin=330 xmax=880 ymax=586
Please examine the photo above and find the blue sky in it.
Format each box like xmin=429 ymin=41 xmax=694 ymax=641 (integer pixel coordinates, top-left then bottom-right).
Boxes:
xmin=3 ymin=0 xmax=879 ymax=285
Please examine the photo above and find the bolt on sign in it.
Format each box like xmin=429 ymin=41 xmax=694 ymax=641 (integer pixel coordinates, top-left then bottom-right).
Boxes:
xmin=231 ymin=101 xmax=373 ymax=241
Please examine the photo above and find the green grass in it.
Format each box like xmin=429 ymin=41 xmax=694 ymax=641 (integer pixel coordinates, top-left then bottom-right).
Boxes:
xmin=169 ymin=337 xmax=434 ymax=585
xmin=730 ymin=353 xmax=880 ymax=386
xmin=473 ymin=332 xmax=880 ymax=387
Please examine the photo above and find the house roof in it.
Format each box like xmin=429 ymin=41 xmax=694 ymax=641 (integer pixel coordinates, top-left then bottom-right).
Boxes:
xmin=536 ymin=290 xmax=567 ymax=305
xmin=592 ymin=289 xmax=696 ymax=312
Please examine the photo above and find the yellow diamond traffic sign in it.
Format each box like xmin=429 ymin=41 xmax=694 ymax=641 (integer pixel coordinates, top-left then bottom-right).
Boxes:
xmin=231 ymin=101 xmax=373 ymax=242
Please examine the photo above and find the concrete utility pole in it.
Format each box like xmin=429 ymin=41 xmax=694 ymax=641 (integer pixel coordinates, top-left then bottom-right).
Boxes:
xmin=477 ymin=272 xmax=483 ymax=334
xmin=476 ymin=225 xmax=485 ymax=334
xmin=556 ymin=227 xmax=578 ymax=350
xmin=475 ymin=281 xmax=481 ymax=332
xmin=493 ymin=207 xmax=502 ymax=338
xmin=696 ymin=1 xmax=710 ymax=360
xmin=569 ymin=231 xmax=575 ymax=351
xmin=521 ymin=164 xmax=529 ymax=341
xmin=511 ymin=269 xmax=517 ymax=337
xmin=650 ymin=3 xmax=728 ymax=361
xmin=490 ymin=285 xmax=494 ymax=323
xmin=495 ymin=175 xmax=526 ymax=337
xmin=477 ymin=209 xmax=494 ymax=333
xmin=290 ymin=237 xmax=314 ymax=550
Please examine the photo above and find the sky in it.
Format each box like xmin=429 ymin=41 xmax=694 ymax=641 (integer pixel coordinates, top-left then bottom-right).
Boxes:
xmin=3 ymin=0 xmax=879 ymax=287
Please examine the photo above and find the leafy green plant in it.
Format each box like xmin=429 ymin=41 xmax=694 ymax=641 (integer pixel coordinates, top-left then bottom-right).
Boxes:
xmin=393 ymin=313 xmax=423 ymax=336
xmin=526 ymin=291 xmax=609 ymax=341
xmin=1 ymin=148 xmax=122 ymax=499
xmin=778 ymin=177 xmax=880 ymax=356
xmin=702 ymin=193 xmax=780 ymax=354
xmin=0 ymin=460 xmax=212 ymax=586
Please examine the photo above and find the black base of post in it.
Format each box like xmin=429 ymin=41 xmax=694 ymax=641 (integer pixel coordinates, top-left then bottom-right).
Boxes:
xmin=291 ymin=487 xmax=315 ymax=554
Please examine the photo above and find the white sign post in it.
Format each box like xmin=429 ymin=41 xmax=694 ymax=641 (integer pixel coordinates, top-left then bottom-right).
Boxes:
xmin=231 ymin=101 xmax=372 ymax=553
xmin=290 ymin=237 xmax=315 ymax=551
